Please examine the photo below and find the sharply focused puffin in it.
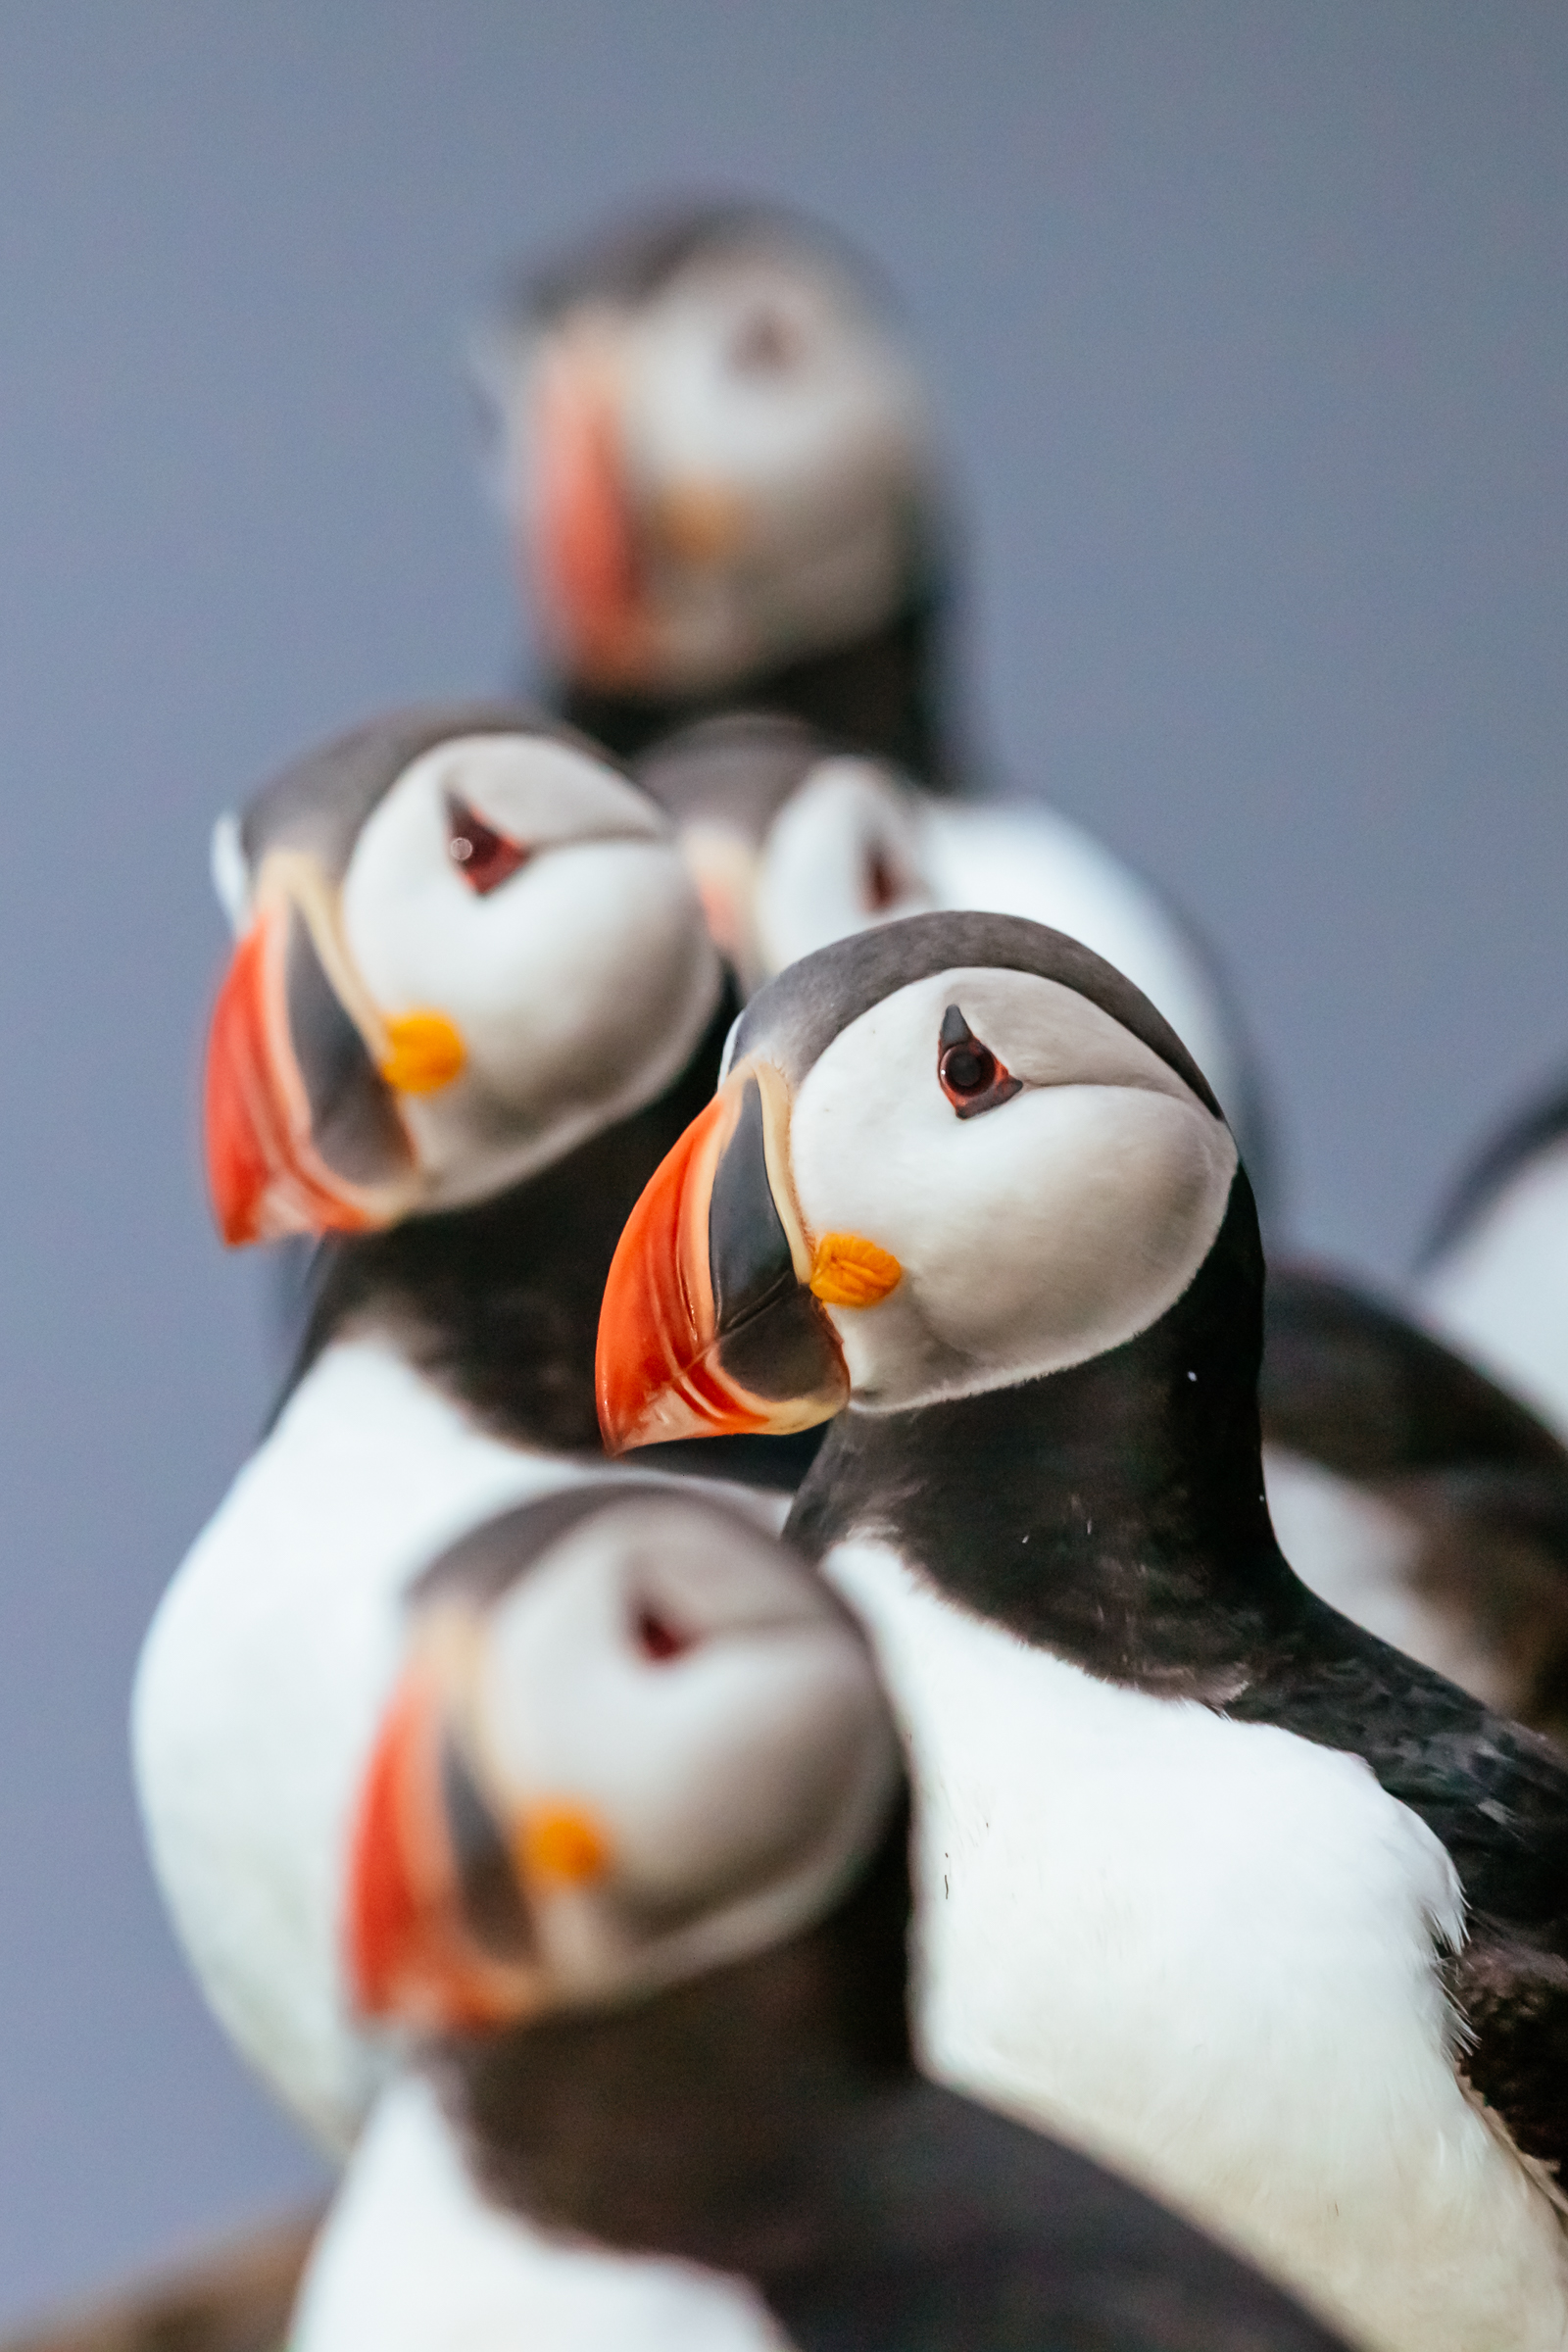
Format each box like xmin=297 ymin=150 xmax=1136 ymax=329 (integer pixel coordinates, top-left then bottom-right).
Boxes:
xmin=1416 ymin=1070 xmax=1568 ymax=1444
xmin=1261 ymin=1263 xmax=1568 ymax=1746
xmin=294 ymin=1478 xmax=1349 ymax=2352
xmin=636 ymin=709 xmax=1269 ymax=1189
xmin=595 ymin=912 xmax=1568 ymax=2352
xmin=470 ymin=199 xmax=951 ymax=778
xmin=133 ymin=703 xmax=774 ymax=2154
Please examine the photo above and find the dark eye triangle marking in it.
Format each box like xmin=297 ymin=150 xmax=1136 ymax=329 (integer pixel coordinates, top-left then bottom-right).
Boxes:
xmin=447 ymin=794 xmax=531 ymax=896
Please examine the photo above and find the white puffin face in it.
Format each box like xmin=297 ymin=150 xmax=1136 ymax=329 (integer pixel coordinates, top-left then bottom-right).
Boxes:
xmin=787 ymin=967 xmax=1238 ymax=1411
xmin=466 ymin=1497 xmax=895 ymax=1982
xmin=754 ymin=755 xmax=935 ymax=978
xmin=339 ymin=735 xmax=721 ymax=1210
xmin=501 ymin=244 xmax=936 ymax=692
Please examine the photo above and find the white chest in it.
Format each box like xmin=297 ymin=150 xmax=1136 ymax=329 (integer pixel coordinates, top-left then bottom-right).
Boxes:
xmin=1418 ymin=1143 xmax=1568 ymax=1445
xmin=823 ymin=1539 xmax=1568 ymax=2352
xmin=293 ymin=2075 xmax=794 ymax=2352
xmin=130 ymin=1340 xmax=592 ymax=2150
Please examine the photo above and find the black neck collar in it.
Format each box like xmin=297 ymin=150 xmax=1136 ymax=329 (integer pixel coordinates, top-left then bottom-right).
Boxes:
xmin=789 ymin=1176 xmax=1304 ymax=1697
xmin=553 ymin=589 xmax=957 ymax=788
xmin=281 ymin=992 xmax=738 ymax=1451
xmin=432 ymin=1805 xmax=910 ymax=2273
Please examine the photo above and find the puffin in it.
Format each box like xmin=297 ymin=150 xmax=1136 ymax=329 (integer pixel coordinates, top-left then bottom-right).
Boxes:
xmin=133 ymin=702 xmax=795 ymax=2156
xmin=1261 ymin=1262 xmax=1568 ymax=1747
xmin=293 ymin=1477 xmax=1350 ymax=2352
xmin=593 ymin=911 xmax=1568 ymax=2352
xmin=473 ymin=199 xmax=1275 ymax=1202
xmin=1416 ymin=1070 xmax=1568 ymax=1444
xmin=469 ymin=198 xmax=952 ymax=779
xmin=636 ymin=709 xmax=1268 ymax=1190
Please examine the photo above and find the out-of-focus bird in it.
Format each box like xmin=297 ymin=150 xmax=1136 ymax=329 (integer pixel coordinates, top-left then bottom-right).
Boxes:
xmin=1415 ymin=1071 xmax=1568 ymax=1444
xmin=469 ymin=202 xmax=1274 ymax=1206
xmin=133 ymin=703 xmax=788 ymax=2156
xmin=595 ymin=911 xmax=1568 ymax=2352
xmin=470 ymin=199 xmax=951 ymax=780
xmin=636 ymin=710 xmax=1267 ymax=1186
xmin=293 ymin=1479 xmax=1351 ymax=2352
xmin=1261 ymin=1262 xmax=1568 ymax=1749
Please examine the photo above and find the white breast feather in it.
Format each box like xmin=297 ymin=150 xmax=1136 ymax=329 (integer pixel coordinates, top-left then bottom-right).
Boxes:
xmin=130 ymin=1340 xmax=599 ymax=2151
xmin=824 ymin=1539 xmax=1568 ymax=2352
xmin=292 ymin=2074 xmax=795 ymax=2352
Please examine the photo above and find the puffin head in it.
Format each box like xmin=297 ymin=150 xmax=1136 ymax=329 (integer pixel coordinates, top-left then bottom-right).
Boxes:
xmin=637 ymin=711 xmax=935 ymax=995
xmin=204 ymin=704 xmax=723 ymax=1245
xmin=595 ymin=911 xmax=1240 ymax=1449
xmin=470 ymin=200 xmax=945 ymax=698
xmin=344 ymin=1480 xmax=899 ymax=2033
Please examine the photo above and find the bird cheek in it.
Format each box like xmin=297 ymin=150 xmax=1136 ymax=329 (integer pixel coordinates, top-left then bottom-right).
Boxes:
xmin=823 ymin=1282 xmax=930 ymax=1407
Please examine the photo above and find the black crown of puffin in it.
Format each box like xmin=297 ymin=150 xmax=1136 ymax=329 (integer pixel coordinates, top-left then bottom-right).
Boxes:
xmin=203 ymin=702 xmax=716 ymax=1247
xmin=343 ymin=1478 xmax=899 ymax=2035
xmin=596 ymin=911 xmax=1234 ymax=1452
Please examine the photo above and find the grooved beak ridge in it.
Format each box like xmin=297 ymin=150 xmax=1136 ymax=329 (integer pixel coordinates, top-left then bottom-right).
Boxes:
xmin=596 ymin=1059 xmax=852 ymax=1454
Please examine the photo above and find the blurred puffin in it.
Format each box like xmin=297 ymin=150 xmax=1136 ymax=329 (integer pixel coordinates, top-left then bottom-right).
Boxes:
xmin=470 ymin=199 xmax=951 ymax=779
xmin=133 ymin=703 xmax=781 ymax=2154
xmin=595 ymin=913 xmax=1568 ymax=2352
xmin=636 ymin=709 xmax=1268 ymax=1188
xmin=295 ymin=1479 xmax=1349 ymax=2352
xmin=1416 ymin=1070 xmax=1568 ymax=1443
xmin=473 ymin=200 xmax=1273 ymax=1200
xmin=1262 ymin=1263 xmax=1568 ymax=1747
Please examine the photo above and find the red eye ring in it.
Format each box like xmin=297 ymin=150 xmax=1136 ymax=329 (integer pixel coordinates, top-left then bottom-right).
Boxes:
xmin=938 ymin=1004 xmax=1022 ymax=1120
xmin=447 ymin=794 xmax=530 ymax=896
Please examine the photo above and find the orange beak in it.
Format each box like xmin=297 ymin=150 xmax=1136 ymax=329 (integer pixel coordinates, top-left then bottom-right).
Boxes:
xmin=596 ymin=1058 xmax=853 ymax=1454
xmin=345 ymin=1666 xmax=541 ymax=2034
xmin=527 ymin=335 xmax=647 ymax=687
xmin=203 ymin=892 xmax=416 ymax=1249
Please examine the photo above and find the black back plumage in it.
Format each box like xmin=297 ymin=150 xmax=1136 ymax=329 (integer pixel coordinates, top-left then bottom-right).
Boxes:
xmin=1261 ymin=1263 xmax=1568 ymax=1742
xmin=1261 ymin=1265 xmax=1567 ymax=1480
xmin=434 ymin=1804 xmax=1349 ymax=2352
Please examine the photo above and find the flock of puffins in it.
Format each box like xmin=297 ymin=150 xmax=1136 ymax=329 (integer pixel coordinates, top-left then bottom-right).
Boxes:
xmin=23 ymin=199 xmax=1568 ymax=2352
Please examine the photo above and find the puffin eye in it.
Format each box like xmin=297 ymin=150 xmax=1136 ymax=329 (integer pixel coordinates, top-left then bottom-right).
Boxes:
xmin=447 ymin=794 xmax=530 ymax=897
xmin=728 ymin=304 xmax=804 ymax=375
xmin=938 ymin=1004 xmax=1023 ymax=1121
xmin=633 ymin=1602 xmax=695 ymax=1664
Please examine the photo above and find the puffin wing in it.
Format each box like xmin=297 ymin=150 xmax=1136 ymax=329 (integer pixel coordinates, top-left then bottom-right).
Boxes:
xmin=764 ymin=2082 xmax=1350 ymax=2352
xmin=1233 ymin=1592 xmax=1568 ymax=2176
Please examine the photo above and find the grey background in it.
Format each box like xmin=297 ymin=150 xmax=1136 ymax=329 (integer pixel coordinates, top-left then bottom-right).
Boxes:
xmin=0 ymin=1 xmax=1563 ymax=2323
